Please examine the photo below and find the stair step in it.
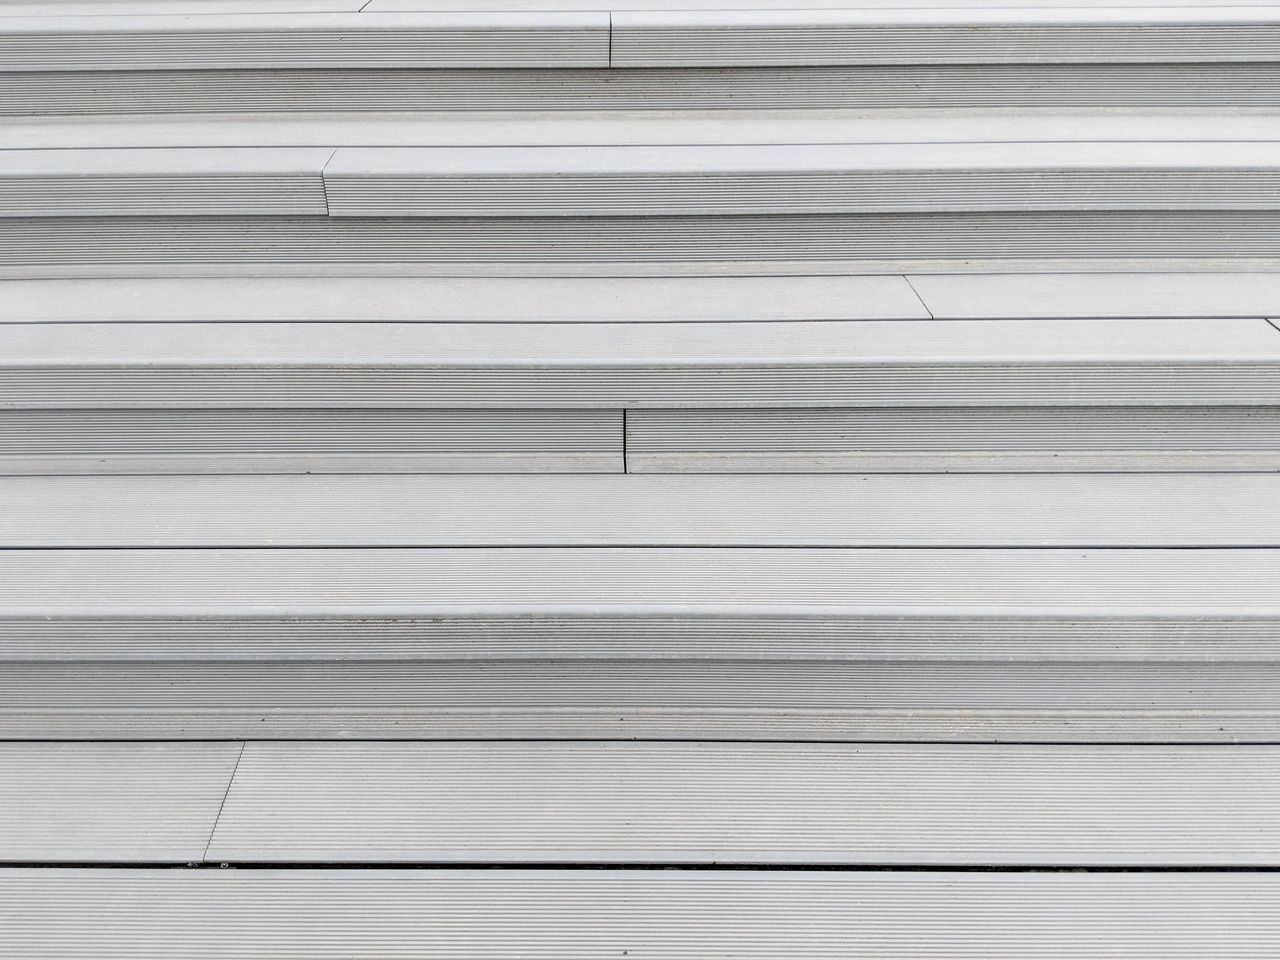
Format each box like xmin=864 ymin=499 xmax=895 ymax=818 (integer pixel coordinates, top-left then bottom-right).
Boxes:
xmin=2 ymin=318 xmax=1270 ymax=472
xmin=5 ymin=473 xmax=1280 ymax=547
xmin=6 ymin=869 xmax=1280 ymax=959
xmin=8 ymin=212 xmax=1280 ymax=270
xmin=5 ymin=740 xmax=1280 ymax=866
xmin=204 ymin=741 xmax=1280 ymax=866
xmin=0 ymin=10 xmax=609 ymax=71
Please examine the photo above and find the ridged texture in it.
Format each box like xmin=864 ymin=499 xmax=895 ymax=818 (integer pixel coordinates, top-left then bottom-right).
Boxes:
xmin=0 ymin=409 xmax=621 ymax=474
xmin=6 ymin=616 xmax=1280 ymax=662
xmin=8 ymin=317 xmax=1265 ymax=364
xmin=613 ymin=13 xmax=1280 ymax=66
xmin=0 ymin=275 xmax=927 ymax=323
xmin=6 ymin=65 xmax=1279 ymax=116
xmin=3 ymin=547 xmax=1278 ymax=614
xmin=0 ymin=13 xmax=609 ymax=70
xmin=328 ymin=170 xmax=1280 ymax=216
xmin=0 ymin=742 xmax=238 ymax=861
xmin=207 ymin=741 xmax=1280 ymax=865
xmin=910 ymin=271 xmax=1280 ymax=319
xmin=6 ymin=869 xmax=1280 ymax=959
xmin=5 ymin=318 xmax=1273 ymax=407
xmin=323 ymin=141 xmax=1280 ymax=216
xmin=629 ymin=406 xmax=1280 ymax=472
xmin=6 ymin=367 xmax=1277 ymax=407
xmin=7 ymin=473 xmax=1280 ymax=548
xmin=0 ymin=177 xmax=325 ymax=217
xmin=6 ymin=660 xmax=1280 ymax=742
xmin=5 ymin=213 xmax=1280 ymax=265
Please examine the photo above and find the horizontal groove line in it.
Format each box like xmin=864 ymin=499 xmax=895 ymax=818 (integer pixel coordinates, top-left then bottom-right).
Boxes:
xmin=3 ymin=861 xmax=1280 ymax=874
xmin=2 ymin=545 xmax=1279 ymax=551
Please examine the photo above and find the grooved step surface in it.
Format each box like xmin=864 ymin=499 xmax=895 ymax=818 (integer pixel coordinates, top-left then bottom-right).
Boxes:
xmin=5 ymin=869 xmax=1280 ymax=959
xmin=0 ymin=742 xmax=238 ymax=862
xmin=0 ymin=12 xmax=610 ymax=70
xmin=0 ymin=409 xmax=622 ymax=475
xmin=10 ymin=616 xmax=1280 ymax=663
xmin=2 ymin=319 xmax=1273 ymax=408
xmin=10 ymin=1 xmax=365 ymax=12
xmin=612 ymin=7 xmax=1280 ymax=67
xmin=10 ymin=65 xmax=1280 ymax=115
xmin=911 ymin=271 xmax=1280 ymax=318
xmin=627 ymin=405 xmax=1280 ymax=472
xmin=0 ymin=275 xmax=928 ymax=323
xmin=7 ymin=213 xmax=1280 ymax=266
xmin=7 ymin=660 xmax=1280 ymax=741
xmin=370 ymin=0 xmax=1280 ymax=9
xmin=324 ymin=142 xmax=1280 ymax=217
xmin=205 ymin=741 xmax=1280 ymax=866
xmin=4 ymin=547 xmax=1277 ymax=616
xmin=7 ymin=473 xmax=1280 ymax=547
xmin=11 ymin=111 xmax=1280 ymax=151
xmin=0 ymin=147 xmax=329 ymax=217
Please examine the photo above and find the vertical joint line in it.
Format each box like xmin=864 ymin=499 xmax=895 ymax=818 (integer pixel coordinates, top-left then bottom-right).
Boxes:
xmin=203 ymin=742 xmax=246 ymax=862
xmin=901 ymin=276 xmax=934 ymax=320
xmin=608 ymin=12 xmax=613 ymax=67
xmin=319 ymin=149 xmax=339 ymax=216
xmin=622 ymin=408 xmax=629 ymax=473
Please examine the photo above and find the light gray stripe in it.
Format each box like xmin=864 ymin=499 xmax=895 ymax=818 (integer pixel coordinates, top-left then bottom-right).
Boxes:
xmin=911 ymin=271 xmax=1280 ymax=318
xmin=5 ymin=473 xmax=1280 ymax=547
xmin=0 ymin=275 xmax=928 ymax=323
xmin=11 ymin=111 xmax=1280 ymax=150
xmin=3 ymin=547 xmax=1278 ymax=615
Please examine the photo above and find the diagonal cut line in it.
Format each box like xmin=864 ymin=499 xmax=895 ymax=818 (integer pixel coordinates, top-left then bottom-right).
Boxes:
xmin=203 ymin=742 xmax=246 ymax=863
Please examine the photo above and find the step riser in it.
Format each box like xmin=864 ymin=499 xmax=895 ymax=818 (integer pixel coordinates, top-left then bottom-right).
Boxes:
xmin=8 ymin=65 xmax=1279 ymax=114
xmin=7 ymin=214 xmax=1280 ymax=266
